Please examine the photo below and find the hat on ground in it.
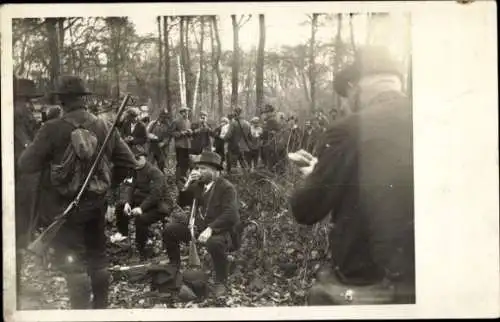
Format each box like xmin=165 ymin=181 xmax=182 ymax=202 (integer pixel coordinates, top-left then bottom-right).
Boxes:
xmin=14 ymin=78 xmax=44 ymax=98
xmin=193 ymin=151 xmax=223 ymax=171
xmin=52 ymin=75 xmax=92 ymax=96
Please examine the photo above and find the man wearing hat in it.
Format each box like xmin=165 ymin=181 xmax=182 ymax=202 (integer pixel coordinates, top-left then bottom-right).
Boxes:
xmin=260 ymin=104 xmax=281 ymax=171
xmin=289 ymin=45 xmax=415 ymax=305
xmin=114 ymin=153 xmax=174 ymax=260
xmin=18 ymin=75 xmax=139 ymax=309
xmin=190 ymin=110 xmax=213 ymax=155
xmin=147 ymin=109 xmax=173 ymax=173
xmin=13 ymin=77 xmax=45 ymax=304
xmin=212 ymin=117 xmax=230 ymax=166
xmin=247 ymin=116 xmax=263 ymax=169
xmin=224 ymin=106 xmax=251 ymax=173
xmin=162 ymin=151 xmax=240 ymax=296
xmin=171 ymin=106 xmax=193 ymax=186
xmin=121 ymin=107 xmax=148 ymax=156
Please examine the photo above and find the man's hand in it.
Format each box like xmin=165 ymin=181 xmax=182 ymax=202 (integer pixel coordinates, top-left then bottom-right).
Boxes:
xmin=125 ymin=136 xmax=134 ymax=142
xmin=188 ymin=169 xmax=202 ymax=183
xmin=131 ymin=207 xmax=143 ymax=216
xmin=124 ymin=203 xmax=132 ymax=216
xmin=288 ymin=149 xmax=318 ymax=177
xmin=197 ymin=227 xmax=212 ymax=243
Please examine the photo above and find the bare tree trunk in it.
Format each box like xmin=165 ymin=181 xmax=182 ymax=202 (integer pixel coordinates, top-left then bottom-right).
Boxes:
xmin=256 ymin=14 xmax=265 ymax=115
xmin=334 ymin=13 xmax=343 ymax=109
xmin=230 ymin=15 xmax=240 ymax=111
xmin=199 ymin=16 xmax=205 ymax=112
xmin=45 ymin=18 xmax=60 ymax=104
xmin=157 ymin=16 xmax=163 ymax=113
xmin=57 ymin=18 xmax=65 ymax=73
xmin=209 ymin=19 xmax=216 ymax=118
xmin=164 ymin=16 xmax=172 ymax=114
xmin=179 ymin=16 xmax=186 ymax=107
xmin=211 ymin=16 xmax=224 ymax=118
xmin=349 ymin=13 xmax=356 ymax=53
xmin=184 ymin=16 xmax=194 ymax=109
xmin=309 ymin=13 xmax=318 ymax=113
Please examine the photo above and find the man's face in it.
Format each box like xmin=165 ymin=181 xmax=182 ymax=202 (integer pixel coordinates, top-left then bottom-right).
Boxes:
xmin=200 ymin=115 xmax=207 ymax=122
xmin=180 ymin=111 xmax=188 ymax=119
xmin=194 ymin=164 xmax=217 ymax=183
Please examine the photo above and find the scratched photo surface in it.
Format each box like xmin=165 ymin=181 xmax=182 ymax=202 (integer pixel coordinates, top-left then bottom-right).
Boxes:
xmin=2 ymin=2 xmax=498 ymax=321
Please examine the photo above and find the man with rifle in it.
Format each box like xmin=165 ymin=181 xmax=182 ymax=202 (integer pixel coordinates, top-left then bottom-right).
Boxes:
xmin=18 ymin=75 xmax=138 ymax=309
xmin=162 ymin=151 xmax=240 ymax=297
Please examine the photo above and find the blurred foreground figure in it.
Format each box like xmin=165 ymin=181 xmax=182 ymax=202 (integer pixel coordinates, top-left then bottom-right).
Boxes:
xmin=289 ymin=46 xmax=415 ymax=305
xmin=18 ymin=75 xmax=138 ymax=309
xmin=13 ymin=77 xmax=45 ymax=306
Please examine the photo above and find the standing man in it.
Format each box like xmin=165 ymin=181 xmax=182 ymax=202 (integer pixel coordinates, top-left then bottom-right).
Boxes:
xmin=162 ymin=151 xmax=240 ymax=296
xmin=212 ymin=117 xmax=230 ymax=166
xmin=121 ymin=107 xmax=148 ymax=156
xmin=147 ymin=109 xmax=172 ymax=172
xmin=171 ymin=106 xmax=192 ymax=185
xmin=18 ymin=75 xmax=138 ymax=309
xmin=289 ymin=46 xmax=415 ymax=305
xmin=260 ymin=104 xmax=281 ymax=171
xmin=191 ymin=110 xmax=213 ymax=155
xmin=13 ymin=78 xmax=45 ymax=304
xmin=225 ymin=107 xmax=251 ymax=173
xmin=247 ymin=117 xmax=263 ymax=169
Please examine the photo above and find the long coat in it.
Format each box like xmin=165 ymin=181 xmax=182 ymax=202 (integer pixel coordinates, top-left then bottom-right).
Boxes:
xmin=225 ymin=117 xmax=251 ymax=153
xmin=121 ymin=119 xmax=148 ymax=155
xmin=290 ymin=90 xmax=414 ymax=290
xmin=171 ymin=117 xmax=192 ymax=149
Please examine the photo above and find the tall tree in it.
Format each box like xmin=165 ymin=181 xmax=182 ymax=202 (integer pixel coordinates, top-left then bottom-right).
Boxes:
xmin=256 ymin=14 xmax=266 ymax=114
xmin=309 ymin=13 xmax=319 ymax=112
xmin=163 ymin=16 xmax=171 ymax=113
xmin=45 ymin=18 xmax=60 ymax=103
xmin=198 ymin=16 xmax=205 ymax=111
xmin=230 ymin=15 xmax=251 ymax=111
xmin=209 ymin=17 xmax=216 ymax=116
xmin=334 ymin=13 xmax=343 ymax=109
xmin=182 ymin=16 xmax=194 ymax=109
xmin=349 ymin=13 xmax=356 ymax=53
xmin=157 ymin=16 xmax=163 ymax=112
xmin=211 ymin=16 xmax=224 ymax=117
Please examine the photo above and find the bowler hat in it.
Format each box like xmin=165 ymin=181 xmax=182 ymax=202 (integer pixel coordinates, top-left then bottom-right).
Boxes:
xmin=179 ymin=106 xmax=190 ymax=113
xmin=14 ymin=78 xmax=44 ymax=98
xmin=193 ymin=151 xmax=223 ymax=170
xmin=334 ymin=45 xmax=403 ymax=97
xmin=199 ymin=110 xmax=208 ymax=117
xmin=52 ymin=75 xmax=92 ymax=96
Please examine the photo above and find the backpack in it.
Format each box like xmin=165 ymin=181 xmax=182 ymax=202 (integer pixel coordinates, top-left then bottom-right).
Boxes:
xmin=49 ymin=116 xmax=112 ymax=198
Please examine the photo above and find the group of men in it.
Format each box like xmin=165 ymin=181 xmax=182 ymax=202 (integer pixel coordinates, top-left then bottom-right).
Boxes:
xmin=13 ymin=43 xmax=415 ymax=309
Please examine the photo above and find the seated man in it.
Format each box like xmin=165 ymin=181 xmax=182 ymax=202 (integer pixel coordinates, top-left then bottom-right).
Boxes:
xmin=162 ymin=151 xmax=240 ymax=296
xmin=115 ymin=154 xmax=174 ymax=260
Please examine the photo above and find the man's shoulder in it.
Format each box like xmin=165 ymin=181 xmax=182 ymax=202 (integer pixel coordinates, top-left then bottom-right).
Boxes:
xmin=217 ymin=177 xmax=236 ymax=190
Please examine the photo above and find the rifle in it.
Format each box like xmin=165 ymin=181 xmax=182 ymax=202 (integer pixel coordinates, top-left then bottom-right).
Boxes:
xmin=27 ymin=94 xmax=133 ymax=257
xmin=188 ymin=198 xmax=201 ymax=267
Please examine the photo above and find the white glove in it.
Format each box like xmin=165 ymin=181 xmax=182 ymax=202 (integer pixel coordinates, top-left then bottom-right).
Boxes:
xmin=131 ymin=207 xmax=143 ymax=216
xmin=124 ymin=203 xmax=132 ymax=216
xmin=197 ymin=227 xmax=213 ymax=244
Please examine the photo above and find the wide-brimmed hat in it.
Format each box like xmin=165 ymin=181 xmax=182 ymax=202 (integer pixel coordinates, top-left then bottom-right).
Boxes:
xmin=52 ymin=75 xmax=92 ymax=96
xmin=179 ymin=106 xmax=190 ymax=113
xmin=192 ymin=151 xmax=223 ymax=170
xmin=199 ymin=110 xmax=208 ymax=117
xmin=334 ymin=45 xmax=403 ymax=97
xmin=14 ymin=78 xmax=44 ymax=98
xmin=250 ymin=117 xmax=260 ymax=124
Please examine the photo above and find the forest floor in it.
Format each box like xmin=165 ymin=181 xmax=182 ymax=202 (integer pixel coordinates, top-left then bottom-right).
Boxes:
xmin=18 ymin=165 xmax=331 ymax=309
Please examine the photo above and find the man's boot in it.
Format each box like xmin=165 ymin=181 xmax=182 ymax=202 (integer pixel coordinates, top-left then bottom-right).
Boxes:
xmin=66 ymin=272 xmax=92 ymax=309
xmin=89 ymin=268 xmax=111 ymax=309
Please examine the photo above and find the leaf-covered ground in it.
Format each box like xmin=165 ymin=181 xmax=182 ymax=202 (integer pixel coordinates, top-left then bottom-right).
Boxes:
xmin=19 ymin=165 xmax=330 ymax=309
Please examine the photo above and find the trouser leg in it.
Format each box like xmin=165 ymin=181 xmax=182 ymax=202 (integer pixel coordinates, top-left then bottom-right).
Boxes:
xmin=205 ymin=234 xmax=229 ymax=283
xmin=162 ymin=223 xmax=191 ymax=267
xmin=134 ymin=209 xmax=166 ymax=256
xmin=115 ymin=201 xmax=129 ymax=236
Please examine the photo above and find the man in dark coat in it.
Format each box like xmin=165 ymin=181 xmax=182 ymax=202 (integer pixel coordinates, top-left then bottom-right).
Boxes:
xmin=260 ymin=104 xmax=281 ymax=171
xmin=121 ymin=107 xmax=148 ymax=156
xmin=171 ymin=106 xmax=193 ymax=185
xmin=289 ymin=46 xmax=415 ymax=305
xmin=13 ymin=78 xmax=45 ymax=305
xmin=18 ymin=75 xmax=138 ymax=309
xmin=224 ymin=107 xmax=251 ymax=172
xmin=115 ymin=154 xmax=174 ymax=260
xmin=147 ymin=109 xmax=173 ymax=172
xmin=190 ymin=110 xmax=213 ymax=155
xmin=162 ymin=151 xmax=240 ymax=296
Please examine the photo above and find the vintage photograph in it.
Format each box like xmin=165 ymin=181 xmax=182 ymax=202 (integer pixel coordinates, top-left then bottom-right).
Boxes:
xmin=10 ymin=11 xmax=414 ymax=310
